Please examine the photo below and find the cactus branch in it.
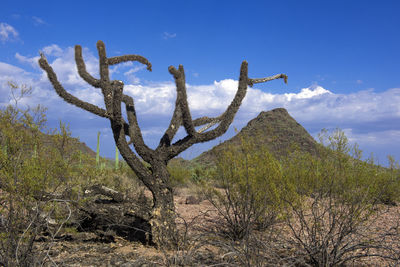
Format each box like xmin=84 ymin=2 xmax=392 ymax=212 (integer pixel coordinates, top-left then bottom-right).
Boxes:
xmin=248 ymin=73 xmax=288 ymax=87
xmin=108 ymin=55 xmax=152 ymax=71
xmin=75 ymin=45 xmax=101 ymax=88
xmin=39 ymin=53 xmax=111 ymax=120
xmin=168 ymin=65 xmax=197 ymax=137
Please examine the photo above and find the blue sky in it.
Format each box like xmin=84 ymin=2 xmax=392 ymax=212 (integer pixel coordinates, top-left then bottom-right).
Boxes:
xmin=1 ymin=0 xmax=400 ymax=164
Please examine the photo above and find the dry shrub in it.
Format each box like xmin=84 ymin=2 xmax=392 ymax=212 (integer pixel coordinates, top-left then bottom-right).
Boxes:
xmin=280 ymin=129 xmax=400 ymax=266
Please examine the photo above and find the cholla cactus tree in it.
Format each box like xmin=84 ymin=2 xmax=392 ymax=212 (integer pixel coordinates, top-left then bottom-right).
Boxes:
xmin=38 ymin=40 xmax=287 ymax=247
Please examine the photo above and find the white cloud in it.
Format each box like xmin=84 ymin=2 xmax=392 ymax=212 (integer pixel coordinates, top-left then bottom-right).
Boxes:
xmin=284 ymin=85 xmax=331 ymax=101
xmin=123 ymin=65 xmax=146 ymax=84
xmin=32 ymin=16 xmax=46 ymax=26
xmin=343 ymin=129 xmax=400 ymax=146
xmin=124 ymin=82 xmax=176 ymax=114
xmin=187 ymin=79 xmax=238 ymax=112
xmin=42 ymin=44 xmax=63 ymax=57
xmin=0 ymin=23 xmax=19 ymax=43
xmin=0 ymin=63 xmax=34 ymax=99
xmin=163 ymin=32 xmax=177 ymax=40
xmin=0 ymin=62 xmax=25 ymax=76
xmin=15 ymin=53 xmax=40 ymax=69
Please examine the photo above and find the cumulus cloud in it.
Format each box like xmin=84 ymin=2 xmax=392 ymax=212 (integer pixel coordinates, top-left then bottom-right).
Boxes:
xmin=284 ymin=85 xmax=331 ymax=101
xmin=343 ymin=129 xmax=400 ymax=146
xmin=0 ymin=62 xmax=25 ymax=76
xmin=123 ymin=65 xmax=146 ymax=84
xmin=0 ymin=23 xmax=19 ymax=43
xmin=0 ymin=63 xmax=35 ymax=101
xmin=15 ymin=53 xmax=40 ymax=69
xmin=124 ymin=82 xmax=176 ymax=114
xmin=42 ymin=44 xmax=64 ymax=57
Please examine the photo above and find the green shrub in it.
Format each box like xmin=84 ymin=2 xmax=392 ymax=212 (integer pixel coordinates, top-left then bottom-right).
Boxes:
xmin=167 ymin=162 xmax=191 ymax=187
xmin=280 ymin=129 xmax=400 ymax=266
xmin=0 ymin=83 xmax=101 ymax=266
xmin=204 ymin=135 xmax=284 ymax=240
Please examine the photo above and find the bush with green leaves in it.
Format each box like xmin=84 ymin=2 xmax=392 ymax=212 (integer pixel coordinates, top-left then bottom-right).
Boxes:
xmin=204 ymin=135 xmax=284 ymax=241
xmin=0 ymin=98 xmax=57 ymax=265
xmin=167 ymin=161 xmax=191 ymax=187
xmin=280 ymin=129 xmax=400 ymax=266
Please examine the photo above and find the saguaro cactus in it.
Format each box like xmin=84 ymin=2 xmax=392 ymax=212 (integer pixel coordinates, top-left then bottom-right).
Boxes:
xmin=96 ymin=131 xmax=100 ymax=168
xmin=38 ymin=40 xmax=287 ymax=247
xmin=115 ymin=145 xmax=119 ymax=171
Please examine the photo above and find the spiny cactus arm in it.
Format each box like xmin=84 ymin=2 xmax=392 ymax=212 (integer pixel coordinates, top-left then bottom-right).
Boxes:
xmin=157 ymin=65 xmax=219 ymax=150
xmin=40 ymin=51 xmax=135 ymax=137
xmin=97 ymin=41 xmax=153 ymax=159
xmin=96 ymin=41 xmax=110 ymax=83
xmin=95 ymin=41 xmax=115 ymax=116
xmin=95 ymin=41 xmax=154 ymax=142
xmin=157 ymin=106 xmax=182 ymax=148
xmin=248 ymin=73 xmax=287 ymax=87
xmin=195 ymin=117 xmax=222 ymax=133
xmin=168 ymin=65 xmax=197 ymax=137
xmin=38 ymin=53 xmax=111 ymax=119
xmin=196 ymin=62 xmax=287 ymax=142
xmin=112 ymin=115 xmax=152 ymax=181
xmin=177 ymin=60 xmax=249 ymax=148
xmin=192 ymin=116 xmax=222 ymax=127
xmin=165 ymin=135 xmax=197 ymax=161
xmin=75 ymin=45 xmax=101 ymax=87
xmin=166 ymin=60 xmax=287 ymax=158
xmin=156 ymin=108 xmax=221 ymax=150
xmin=163 ymin=61 xmax=249 ymax=158
xmin=108 ymin=55 xmax=152 ymax=71
xmin=121 ymin=93 xmax=155 ymax=162
xmin=109 ymin=82 xmax=152 ymax=179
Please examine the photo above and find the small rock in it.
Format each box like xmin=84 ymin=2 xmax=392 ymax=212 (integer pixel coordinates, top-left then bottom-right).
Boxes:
xmin=185 ymin=195 xmax=200 ymax=205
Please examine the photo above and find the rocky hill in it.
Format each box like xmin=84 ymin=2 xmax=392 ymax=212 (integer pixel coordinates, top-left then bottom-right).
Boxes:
xmin=193 ymin=108 xmax=319 ymax=165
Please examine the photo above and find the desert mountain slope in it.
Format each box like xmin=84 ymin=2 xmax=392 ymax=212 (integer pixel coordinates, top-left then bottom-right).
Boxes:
xmin=0 ymin=121 xmax=97 ymax=160
xmin=194 ymin=108 xmax=319 ymax=165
